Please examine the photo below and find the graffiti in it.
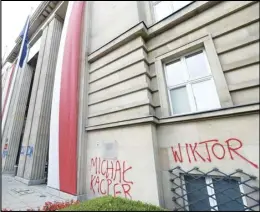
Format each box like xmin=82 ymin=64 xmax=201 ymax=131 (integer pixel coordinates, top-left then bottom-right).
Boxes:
xmin=20 ymin=146 xmax=33 ymax=156
xmin=2 ymin=150 xmax=8 ymax=158
xmin=4 ymin=143 xmax=8 ymax=150
xmin=171 ymin=138 xmax=259 ymax=169
xmin=26 ymin=146 xmax=33 ymax=157
xmin=2 ymin=146 xmax=33 ymax=158
xmin=20 ymin=146 xmax=26 ymax=155
xmin=90 ymin=157 xmax=133 ymax=199
xmin=2 ymin=144 xmax=8 ymax=158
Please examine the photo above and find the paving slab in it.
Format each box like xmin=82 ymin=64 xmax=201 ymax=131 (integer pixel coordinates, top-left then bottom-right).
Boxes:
xmin=2 ymin=175 xmax=67 ymax=210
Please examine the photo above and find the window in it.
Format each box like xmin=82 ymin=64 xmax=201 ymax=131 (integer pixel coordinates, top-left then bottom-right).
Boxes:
xmin=152 ymin=1 xmax=192 ymax=22
xmin=164 ymin=50 xmax=221 ymax=115
xmin=183 ymin=175 xmax=247 ymax=211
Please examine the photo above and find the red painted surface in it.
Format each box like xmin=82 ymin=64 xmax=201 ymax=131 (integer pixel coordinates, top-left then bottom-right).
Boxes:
xmin=189 ymin=143 xmax=206 ymax=162
xmin=171 ymin=144 xmax=183 ymax=163
xmin=90 ymin=157 xmax=133 ymax=199
xmin=225 ymin=138 xmax=258 ymax=169
xmin=1 ymin=63 xmax=16 ymax=118
xmin=59 ymin=1 xmax=85 ymax=195
xmin=171 ymin=138 xmax=259 ymax=169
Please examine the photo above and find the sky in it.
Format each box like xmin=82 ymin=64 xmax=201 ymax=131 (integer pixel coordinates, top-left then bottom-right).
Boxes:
xmin=2 ymin=1 xmax=42 ymax=62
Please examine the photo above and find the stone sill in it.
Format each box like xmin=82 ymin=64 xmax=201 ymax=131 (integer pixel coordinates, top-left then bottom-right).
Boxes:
xmin=159 ymin=102 xmax=259 ymax=124
xmin=85 ymin=102 xmax=259 ymax=131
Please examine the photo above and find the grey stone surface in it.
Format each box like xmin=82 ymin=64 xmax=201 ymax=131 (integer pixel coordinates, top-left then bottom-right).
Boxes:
xmin=16 ymin=25 xmax=49 ymax=179
xmin=2 ymin=175 xmax=66 ymax=210
xmin=89 ymin=1 xmax=140 ymax=53
xmin=2 ymin=1 xmax=259 ymax=210
xmin=2 ymin=64 xmax=34 ymax=173
xmin=17 ymin=17 xmax=63 ymax=182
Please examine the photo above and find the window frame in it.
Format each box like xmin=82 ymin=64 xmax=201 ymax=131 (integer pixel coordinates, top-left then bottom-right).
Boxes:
xmin=152 ymin=1 xmax=175 ymax=22
xmin=164 ymin=48 xmax=221 ymax=115
xmin=180 ymin=174 xmax=248 ymax=211
xmin=155 ymin=34 xmax=233 ymax=118
xmin=205 ymin=177 xmax=219 ymax=211
xmin=151 ymin=1 xmax=193 ymax=22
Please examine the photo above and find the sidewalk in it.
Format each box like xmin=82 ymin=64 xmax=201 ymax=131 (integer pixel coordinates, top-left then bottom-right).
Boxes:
xmin=2 ymin=175 xmax=66 ymax=211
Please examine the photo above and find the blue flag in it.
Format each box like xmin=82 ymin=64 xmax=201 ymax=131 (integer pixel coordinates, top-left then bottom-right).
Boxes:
xmin=18 ymin=16 xmax=30 ymax=68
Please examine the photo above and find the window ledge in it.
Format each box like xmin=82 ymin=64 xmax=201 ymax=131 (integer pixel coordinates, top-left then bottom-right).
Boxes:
xmin=85 ymin=103 xmax=259 ymax=131
xmin=159 ymin=102 xmax=259 ymax=124
xmin=86 ymin=116 xmax=159 ymax=131
xmin=148 ymin=1 xmax=221 ymax=39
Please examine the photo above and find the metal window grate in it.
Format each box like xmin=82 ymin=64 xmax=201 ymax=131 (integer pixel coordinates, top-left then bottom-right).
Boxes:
xmin=169 ymin=166 xmax=260 ymax=211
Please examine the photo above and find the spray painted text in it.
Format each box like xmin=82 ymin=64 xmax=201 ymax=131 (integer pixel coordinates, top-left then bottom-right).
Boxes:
xmin=171 ymin=138 xmax=258 ymax=169
xmin=90 ymin=157 xmax=133 ymax=199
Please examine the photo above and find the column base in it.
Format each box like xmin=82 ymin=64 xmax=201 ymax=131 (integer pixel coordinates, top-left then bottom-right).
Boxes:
xmin=14 ymin=176 xmax=46 ymax=185
xmin=2 ymin=170 xmax=15 ymax=175
xmin=14 ymin=176 xmax=88 ymax=201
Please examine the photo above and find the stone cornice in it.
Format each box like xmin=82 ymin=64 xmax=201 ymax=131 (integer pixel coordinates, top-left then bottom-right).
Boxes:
xmin=87 ymin=1 xmax=258 ymax=64
xmin=85 ymin=103 xmax=260 ymax=131
xmin=87 ymin=1 xmax=221 ymax=63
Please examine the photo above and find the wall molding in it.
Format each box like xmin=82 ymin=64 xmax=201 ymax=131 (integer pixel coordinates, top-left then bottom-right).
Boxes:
xmin=87 ymin=1 xmax=257 ymax=65
xmin=85 ymin=103 xmax=259 ymax=131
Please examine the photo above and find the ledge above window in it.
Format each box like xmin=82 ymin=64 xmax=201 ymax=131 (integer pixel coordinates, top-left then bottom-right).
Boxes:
xmin=85 ymin=103 xmax=259 ymax=131
xmin=148 ymin=1 xmax=220 ymax=37
xmin=152 ymin=1 xmax=193 ymax=23
xmin=159 ymin=102 xmax=259 ymax=124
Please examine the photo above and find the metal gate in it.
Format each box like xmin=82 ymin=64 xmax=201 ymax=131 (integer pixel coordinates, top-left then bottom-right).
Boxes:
xmin=169 ymin=166 xmax=259 ymax=211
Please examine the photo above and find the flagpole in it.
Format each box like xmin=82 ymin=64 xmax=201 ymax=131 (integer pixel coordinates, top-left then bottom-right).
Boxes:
xmin=1 ymin=16 xmax=30 ymax=132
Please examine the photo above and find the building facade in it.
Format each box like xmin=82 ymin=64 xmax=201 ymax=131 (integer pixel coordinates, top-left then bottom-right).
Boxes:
xmin=2 ymin=1 xmax=259 ymax=210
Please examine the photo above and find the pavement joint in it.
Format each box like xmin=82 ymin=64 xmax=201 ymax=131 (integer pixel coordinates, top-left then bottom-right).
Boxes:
xmin=2 ymin=175 xmax=67 ymax=210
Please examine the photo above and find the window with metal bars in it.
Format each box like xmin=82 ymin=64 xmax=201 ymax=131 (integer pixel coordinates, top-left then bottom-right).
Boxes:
xmin=182 ymin=175 xmax=246 ymax=211
xmin=169 ymin=166 xmax=260 ymax=211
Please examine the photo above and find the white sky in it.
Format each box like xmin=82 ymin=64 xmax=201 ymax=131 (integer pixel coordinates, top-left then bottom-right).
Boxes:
xmin=2 ymin=1 xmax=42 ymax=62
